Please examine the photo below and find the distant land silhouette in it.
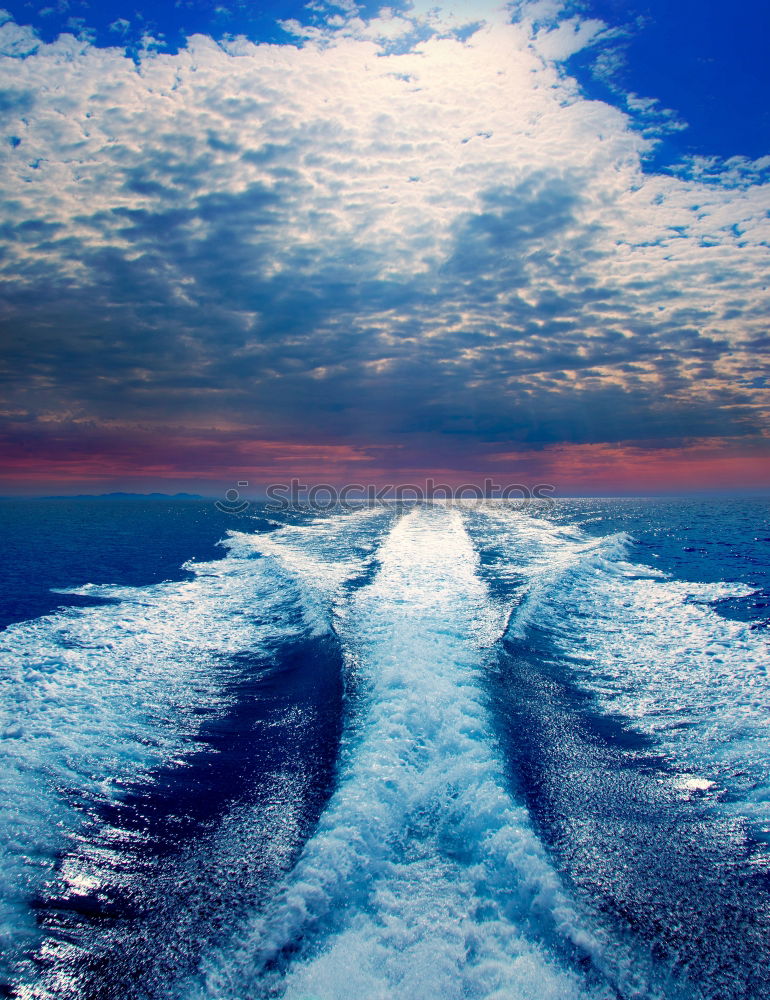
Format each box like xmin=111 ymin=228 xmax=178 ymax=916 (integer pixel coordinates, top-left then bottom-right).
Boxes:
xmin=24 ymin=492 xmax=207 ymax=501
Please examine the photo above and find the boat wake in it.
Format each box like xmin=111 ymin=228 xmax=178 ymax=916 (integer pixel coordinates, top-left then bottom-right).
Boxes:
xmin=2 ymin=502 xmax=768 ymax=999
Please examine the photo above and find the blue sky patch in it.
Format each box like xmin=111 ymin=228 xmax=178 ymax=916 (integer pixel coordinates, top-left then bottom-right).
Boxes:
xmin=568 ymin=0 xmax=770 ymax=169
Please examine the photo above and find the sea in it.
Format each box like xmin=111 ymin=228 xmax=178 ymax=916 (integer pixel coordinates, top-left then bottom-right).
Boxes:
xmin=0 ymin=496 xmax=768 ymax=1000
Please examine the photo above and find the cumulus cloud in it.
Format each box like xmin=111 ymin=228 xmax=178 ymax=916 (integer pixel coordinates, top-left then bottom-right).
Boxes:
xmin=0 ymin=1 xmax=768 ymax=485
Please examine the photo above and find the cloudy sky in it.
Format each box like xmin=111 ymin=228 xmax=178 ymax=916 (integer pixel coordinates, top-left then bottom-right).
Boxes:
xmin=0 ymin=0 xmax=768 ymax=495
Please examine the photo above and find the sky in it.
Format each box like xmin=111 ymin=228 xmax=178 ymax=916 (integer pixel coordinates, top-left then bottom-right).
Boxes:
xmin=0 ymin=0 xmax=768 ymax=496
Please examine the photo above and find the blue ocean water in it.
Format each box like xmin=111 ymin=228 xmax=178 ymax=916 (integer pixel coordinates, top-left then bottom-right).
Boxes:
xmin=0 ymin=499 xmax=275 ymax=631
xmin=0 ymin=497 xmax=768 ymax=999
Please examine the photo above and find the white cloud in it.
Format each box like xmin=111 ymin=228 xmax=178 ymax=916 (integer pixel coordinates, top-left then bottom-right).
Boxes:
xmin=531 ymin=15 xmax=608 ymax=60
xmin=0 ymin=3 xmax=768 ymax=450
xmin=0 ymin=20 xmax=40 ymax=57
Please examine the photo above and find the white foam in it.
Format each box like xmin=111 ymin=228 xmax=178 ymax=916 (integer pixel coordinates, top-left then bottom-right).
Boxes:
xmin=0 ymin=527 xmax=337 ymax=978
xmin=674 ymin=775 xmax=717 ymax=794
xmin=468 ymin=505 xmax=770 ymax=833
xmin=189 ymin=507 xmax=616 ymax=1000
xmin=230 ymin=506 xmax=393 ymax=636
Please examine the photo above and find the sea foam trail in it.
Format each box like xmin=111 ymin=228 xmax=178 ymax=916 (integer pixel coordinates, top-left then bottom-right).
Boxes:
xmin=13 ymin=507 xmax=394 ymax=1000
xmin=467 ymin=504 xmax=770 ymax=831
xmin=464 ymin=503 xmax=770 ymax=998
xmin=0 ymin=524 xmax=353 ymax=987
xmin=231 ymin=505 xmax=393 ymax=635
xmin=189 ymin=505 xmax=614 ymax=1000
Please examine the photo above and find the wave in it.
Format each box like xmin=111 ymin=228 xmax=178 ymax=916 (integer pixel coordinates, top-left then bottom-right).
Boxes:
xmin=4 ymin=501 xmax=768 ymax=998
xmin=471 ymin=505 xmax=769 ymax=828
xmin=227 ymin=505 xmax=394 ymax=636
xmin=0 ymin=513 xmax=380 ymax=989
xmin=464 ymin=503 xmax=770 ymax=998
xmin=185 ymin=505 xmax=623 ymax=1000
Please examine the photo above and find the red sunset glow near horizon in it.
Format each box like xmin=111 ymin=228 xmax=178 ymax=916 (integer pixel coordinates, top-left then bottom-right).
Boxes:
xmin=1 ymin=435 xmax=768 ymax=496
